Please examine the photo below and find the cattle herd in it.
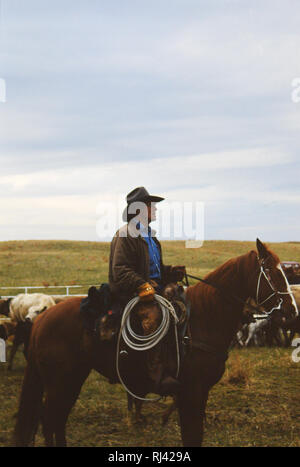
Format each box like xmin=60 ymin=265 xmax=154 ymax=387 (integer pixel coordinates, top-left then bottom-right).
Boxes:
xmin=234 ymin=285 xmax=300 ymax=348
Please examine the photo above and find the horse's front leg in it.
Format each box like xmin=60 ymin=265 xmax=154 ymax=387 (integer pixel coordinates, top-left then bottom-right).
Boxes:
xmin=127 ymin=394 xmax=144 ymax=422
xmin=178 ymin=377 xmax=209 ymax=447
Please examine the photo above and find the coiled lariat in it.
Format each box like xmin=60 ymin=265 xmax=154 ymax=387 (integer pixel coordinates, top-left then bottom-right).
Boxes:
xmin=116 ymin=294 xmax=180 ymax=402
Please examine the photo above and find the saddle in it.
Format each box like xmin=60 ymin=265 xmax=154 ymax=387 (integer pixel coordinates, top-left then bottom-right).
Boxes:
xmin=80 ymin=283 xmax=191 ymax=356
xmin=79 ymin=284 xmax=121 ymax=339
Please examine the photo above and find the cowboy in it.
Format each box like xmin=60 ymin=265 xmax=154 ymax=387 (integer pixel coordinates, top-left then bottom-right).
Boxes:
xmin=109 ymin=187 xmax=185 ymax=303
xmin=108 ymin=187 xmax=186 ymax=395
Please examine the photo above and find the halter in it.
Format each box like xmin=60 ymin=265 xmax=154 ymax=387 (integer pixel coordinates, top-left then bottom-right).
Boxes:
xmin=183 ymin=255 xmax=295 ymax=359
xmin=256 ymin=257 xmax=291 ymax=315
xmin=185 ymin=256 xmax=293 ymax=319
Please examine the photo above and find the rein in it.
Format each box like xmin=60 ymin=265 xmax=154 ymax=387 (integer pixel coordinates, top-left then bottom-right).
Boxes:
xmin=184 ymin=272 xmax=262 ymax=314
xmin=184 ymin=257 xmax=291 ymax=317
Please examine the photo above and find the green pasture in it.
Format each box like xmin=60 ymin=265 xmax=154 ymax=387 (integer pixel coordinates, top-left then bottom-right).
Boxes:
xmin=0 ymin=239 xmax=299 ymax=294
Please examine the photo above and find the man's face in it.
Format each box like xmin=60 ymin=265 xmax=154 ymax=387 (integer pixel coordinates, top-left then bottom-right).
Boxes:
xmin=147 ymin=202 xmax=157 ymax=223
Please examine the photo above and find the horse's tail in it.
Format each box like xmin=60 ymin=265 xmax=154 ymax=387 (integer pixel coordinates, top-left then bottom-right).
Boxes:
xmin=14 ymin=358 xmax=43 ymax=446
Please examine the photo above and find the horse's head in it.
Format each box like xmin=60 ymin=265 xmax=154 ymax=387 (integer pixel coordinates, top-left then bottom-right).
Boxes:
xmin=251 ymin=239 xmax=298 ymax=321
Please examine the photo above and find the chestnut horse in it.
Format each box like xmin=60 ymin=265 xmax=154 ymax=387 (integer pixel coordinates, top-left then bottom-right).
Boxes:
xmin=14 ymin=239 xmax=298 ymax=447
xmin=177 ymin=239 xmax=298 ymax=446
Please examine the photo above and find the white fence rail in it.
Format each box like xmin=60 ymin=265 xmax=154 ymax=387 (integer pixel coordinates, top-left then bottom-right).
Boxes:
xmin=0 ymin=284 xmax=98 ymax=298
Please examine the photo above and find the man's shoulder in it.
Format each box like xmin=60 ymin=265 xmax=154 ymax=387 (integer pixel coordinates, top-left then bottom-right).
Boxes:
xmin=112 ymin=223 xmax=158 ymax=242
xmin=114 ymin=224 xmax=128 ymax=238
xmin=113 ymin=223 xmax=148 ymax=239
xmin=112 ymin=224 xmax=139 ymax=240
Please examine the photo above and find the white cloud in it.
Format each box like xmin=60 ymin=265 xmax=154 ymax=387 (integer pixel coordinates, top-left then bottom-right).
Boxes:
xmin=1 ymin=1 xmax=300 ymax=242
xmin=0 ymin=146 xmax=298 ymax=241
xmin=0 ymin=147 xmax=293 ymax=196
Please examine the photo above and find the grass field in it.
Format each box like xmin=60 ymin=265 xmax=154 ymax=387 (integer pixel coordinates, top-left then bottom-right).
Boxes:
xmin=0 ymin=239 xmax=300 ymax=447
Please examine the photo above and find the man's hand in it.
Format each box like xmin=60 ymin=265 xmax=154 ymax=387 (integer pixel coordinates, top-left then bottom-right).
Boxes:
xmin=138 ymin=282 xmax=155 ymax=301
xmin=170 ymin=265 xmax=186 ymax=282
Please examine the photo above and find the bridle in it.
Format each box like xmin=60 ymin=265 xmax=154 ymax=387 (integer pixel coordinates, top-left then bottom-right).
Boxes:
xmin=256 ymin=257 xmax=291 ymax=316
xmin=185 ymin=256 xmax=292 ymax=318
xmin=182 ymin=255 xmax=294 ymax=358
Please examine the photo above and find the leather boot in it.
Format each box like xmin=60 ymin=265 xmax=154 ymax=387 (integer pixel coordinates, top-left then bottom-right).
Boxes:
xmin=147 ymin=346 xmax=180 ymax=396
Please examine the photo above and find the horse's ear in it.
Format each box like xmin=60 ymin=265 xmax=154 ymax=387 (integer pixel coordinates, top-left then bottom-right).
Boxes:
xmin=256 ymin=238 xmax=268 ymax=260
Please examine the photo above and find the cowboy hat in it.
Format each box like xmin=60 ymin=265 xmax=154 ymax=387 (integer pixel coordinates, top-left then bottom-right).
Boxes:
xmin=122 ymin=187 xmax=164 ymax=222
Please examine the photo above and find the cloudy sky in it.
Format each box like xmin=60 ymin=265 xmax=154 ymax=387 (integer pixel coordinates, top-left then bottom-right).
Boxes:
xmin=0 ymin=0 xmax=300 ymax=243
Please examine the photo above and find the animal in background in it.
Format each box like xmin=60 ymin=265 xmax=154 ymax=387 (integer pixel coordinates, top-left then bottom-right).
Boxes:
xmin=0 ymin=293 xmax=56 ymax=370
xmin=0 ymin=293 xmax=56 ymax=322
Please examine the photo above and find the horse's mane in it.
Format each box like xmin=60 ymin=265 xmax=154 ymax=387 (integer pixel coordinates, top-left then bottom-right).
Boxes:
xmin=203 ymin=244 xmax=280 ymax=289
xmin=203 ymin=250 xmax=255 ymax=289
xmin=187 ymin=244 xmax=280 ymax=311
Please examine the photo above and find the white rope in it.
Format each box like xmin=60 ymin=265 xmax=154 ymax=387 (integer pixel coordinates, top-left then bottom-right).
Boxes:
xmin=116 ymin=294 xmax=180 ymax=403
